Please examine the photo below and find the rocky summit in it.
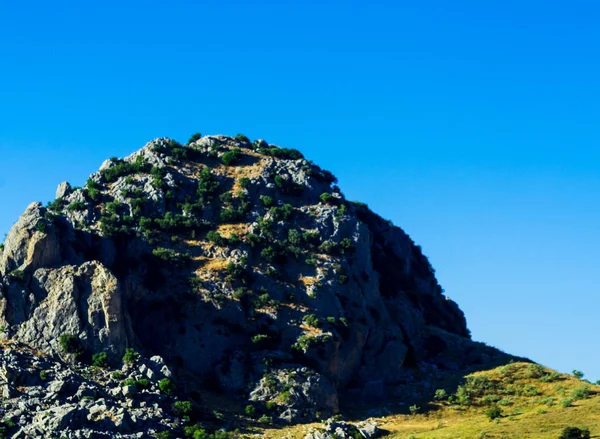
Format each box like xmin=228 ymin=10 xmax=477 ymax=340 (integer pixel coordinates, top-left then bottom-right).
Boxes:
xmin=0 ymin=134 xmax=514 ymax=438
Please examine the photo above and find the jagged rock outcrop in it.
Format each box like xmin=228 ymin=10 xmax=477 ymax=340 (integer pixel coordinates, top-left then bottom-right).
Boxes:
xmin=12 ymin=261 xmax=133 ymax=360
xmin=0 ymin=134 xmax=511 ymax=427
xmin=0 ymin=202 xmax=62 ymax=276
xmin=0 ymin=341 xmax=178 ymax=438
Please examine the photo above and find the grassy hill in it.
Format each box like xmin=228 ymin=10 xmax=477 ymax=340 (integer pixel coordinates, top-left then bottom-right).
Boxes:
xmin=260 ymin=362 xmax=599 ymax=438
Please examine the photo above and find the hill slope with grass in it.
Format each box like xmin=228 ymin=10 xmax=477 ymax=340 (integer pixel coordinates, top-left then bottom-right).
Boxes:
xmin=265 ymin=362 xmax=599 ymax=439
xmin=0 ymin=133 xmax=584 ymax=438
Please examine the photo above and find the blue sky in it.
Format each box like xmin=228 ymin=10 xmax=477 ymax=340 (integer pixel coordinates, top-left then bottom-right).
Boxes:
xmin=1 ymin=1 xmax=599 ymax=380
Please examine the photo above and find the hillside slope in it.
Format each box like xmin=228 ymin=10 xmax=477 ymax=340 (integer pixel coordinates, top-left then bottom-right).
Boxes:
xmin=0 ymin=134 xmax=521 ymax=437
xmin=266 ymin=362 xmax=600 ymax=439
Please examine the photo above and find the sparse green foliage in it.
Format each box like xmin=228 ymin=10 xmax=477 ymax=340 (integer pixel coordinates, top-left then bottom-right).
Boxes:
xmin=559 ymin=427 xmax=591 ymax=439
xmin=92 ymin=352 xmax=109 ymax=368
xmin=319 ymin=192 xmax=334 ymax=204
xmin=159 ymin=378 xmax=176 ymax=396
xmin=257 ymin=146 xmax=304 ymax=160
xmin=188 ymin=132 xmax=202 ymax=144
xmin=434 ymin=389 xmax=448 ymax=401
xmin=67 ymin=201 xmax=86 ymax=212
xmin=409 ymin=404 xmax=420 ymax=415
xmin=172 ymin=400 xmax=193 ymax=417
xmin=260 ymin=195 xmax=274 ymax=207
xmin=244 ymin=405 xmax=256 ymax=417
xmin=572 ymin=370 xmax=584 ymax=380
xmin=123 ymin=348 xmax=140 ymax=364
xmin=206 ymin=231 xmax=225 ymax=246
xmin=221 ymin=148 xmax=242 ymax=166
xmin=238 ymin=177 xmax=250 ymax=188
xmin=197 ymin=167 xmax=219 ymax=204
xmin=571 ymin=385 xmax=591 ymax=400
xmin=152 ymin=248 xmax=190 ymax=266
xmin=485 ymin=406 xmax=502 ymax=421
xmin=257 ymin=415 xmax=272 ymax=424
xmin=559 ymin=397 xmax=574 ymax=408
xmin=302 ymin=314 xmax=320 ymax=328
xmin=261 ymin=246 xmax=276 ymax=263
xmin=59 ymin=334 xmax=83 ymax=356
xmin=8 ymin=270 xmax=25 ymax=282
xmin=36 ymin=220 xmax=48 ymax=234
xmin=235 ymin=134 xmax=250 ymax=143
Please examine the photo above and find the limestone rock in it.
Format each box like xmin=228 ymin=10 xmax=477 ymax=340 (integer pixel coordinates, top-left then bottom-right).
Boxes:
xmin=0 ymin=202 xmax=61 ymax=276
xmin=55 ymin=182 xmax=72 ymax=200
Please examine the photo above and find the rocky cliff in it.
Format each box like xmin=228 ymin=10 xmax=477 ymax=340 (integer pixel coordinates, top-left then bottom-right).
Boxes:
xmin=0 ymin=134 xmax=512 ymax=437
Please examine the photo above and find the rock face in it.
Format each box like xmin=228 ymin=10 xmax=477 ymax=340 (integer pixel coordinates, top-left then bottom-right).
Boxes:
xmin=12 ymin=261 xmax=132 ymax=360
xmin=0 ymin=134 xmax=510 ymax=427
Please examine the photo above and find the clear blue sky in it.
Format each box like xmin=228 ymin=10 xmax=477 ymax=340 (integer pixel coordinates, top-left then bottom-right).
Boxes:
xmin=1 ymin=1 xmax=599 ymax=380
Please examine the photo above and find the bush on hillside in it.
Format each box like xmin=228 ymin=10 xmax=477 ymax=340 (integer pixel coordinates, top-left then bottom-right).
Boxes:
xmin=559 ymin=427 xmax=590 ymax=439
xmin=59 ymin=334 xmax=83 ymax=356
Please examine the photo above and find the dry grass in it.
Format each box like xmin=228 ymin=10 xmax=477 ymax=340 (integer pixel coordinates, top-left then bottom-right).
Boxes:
xmin=217 ymin=223 xmax=249 ymax=238
xmin=194 ymin=257 xmax=229 ymax=274
xmin=298 ymin=275 xmax=318 ymax=286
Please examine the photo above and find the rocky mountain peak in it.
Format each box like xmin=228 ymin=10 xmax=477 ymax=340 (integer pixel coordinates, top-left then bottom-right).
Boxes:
xmin=0 ymin=134 xmax=511 ymax=437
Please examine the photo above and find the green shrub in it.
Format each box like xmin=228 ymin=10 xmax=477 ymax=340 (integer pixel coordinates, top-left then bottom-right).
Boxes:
xmin=39 ymin=370 xmax=49 ymax=381
xmin=155 ymin=431 xmax=171 ymax=439
xmin=318 ymin=240 xmax=338 ymax=254
xmin=257 ymin=415 xmax=272 ymax=424
xmin=67 ymin=201 xmax=86 ymax=212
xmin=571 ymin=385 xmax=591 ymax=400
xmin=221 ymin=148 xmax=242 ymax=165
xmin=235 ymin=134 xmax=250 ymax=143
xmin=409 ymin=404 xmax=420 ymax=415
xmin=123 ymin=348 xmax=140 ymax=364
xmin=251 ymin=334 xmax=270 ymax=344
xmin=159 ymin=378 xmax=176 ymax=396
xmin=244 ymin=405 xmax=256 ymax=416
xmin=521 ymin=385 xmax=539 ymax=397
xmin=260 ymin=195 xmax=274 ymax=207
xmin=559 ymin=398 xmax=574 ymax=408
xmin=172 ymin=400 xmax=193 ymax=417
xmin=206 ymin=231 xmax=225 ymax=246
xmin=485 ymin=406 xmax=502 ymax=421
xmin=302 ymin=314 xmax=320 ymax=328
xmin=340 ymin=238 xmax=354 ymax=251
xmin=319 ymin=192 xmax=334 ymax=204
xmin=36 ymin=220 xmax=48 ymax=234
xmin=238 ymin=177 xmax=250 ymax=188
xmin=268 ymin=204 xmax=293 ymax=221
xmin=8 ymin=270 xmax=25 ymax=282
xmin=434 ymin=389 xmax=448 ymax=401
xmin=196 ymin=167 xmax=220 ymax=204
xmin=136 ymin=378 xmax=150 ymax=389
xmin=59 ymin=334 xmax=83 ymax=356
xmin=188 ymin=132 xmax=202 ymax=144
xmin=559 ymin=427 xmax=591 ymax=439
xmin=572 ymin=370 xmax=584 ymax=380
xmin=92 ymin=352 xmax=109 ymax=368
xmin=525 ymin=363 xmax=545 ymax=378
xmin=152 ymin=248 xmax=190 ymax=266
xmin=101 ymin=156 xmax=149 ymax=183
xmin=261 ymin=246 xmax=276 ymax=263
xmin=255 ymin=144 xmax=304 ymax=160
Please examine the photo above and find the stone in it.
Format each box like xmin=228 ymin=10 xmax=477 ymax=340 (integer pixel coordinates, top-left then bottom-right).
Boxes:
xmin=122 ymin=385 xmax=136 ymax=397
xmin=56 ymin=182 xmax=72 ymax=199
